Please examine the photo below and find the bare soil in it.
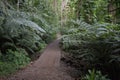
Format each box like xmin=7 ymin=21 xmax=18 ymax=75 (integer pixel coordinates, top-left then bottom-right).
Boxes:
xmin=3 ymin=40 xmax=73 ymax=80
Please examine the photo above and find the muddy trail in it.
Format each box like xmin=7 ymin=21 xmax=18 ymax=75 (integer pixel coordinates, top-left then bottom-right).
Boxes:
xmin=3 ymin=40 xmax=73 ymax=80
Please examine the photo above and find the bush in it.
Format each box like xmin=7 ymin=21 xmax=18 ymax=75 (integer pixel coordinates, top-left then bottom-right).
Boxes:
xmin=60 ymin=20 xmax=120 ymax=79
xmin=0 ymin=49 xmax=30 ymax=76
xmin=0 ymin=62 xmax=16 ymax=76
xmin=0 ymin=0 xmax=59 ymax=76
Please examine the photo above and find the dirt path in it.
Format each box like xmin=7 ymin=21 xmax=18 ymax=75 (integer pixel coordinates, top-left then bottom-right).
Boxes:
xmin=5 ymin=40 xmax=73 ymax=80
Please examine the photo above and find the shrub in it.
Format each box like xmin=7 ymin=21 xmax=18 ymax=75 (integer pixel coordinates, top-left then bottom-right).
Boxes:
xmin=0 ymin=62 xmax=16 ymax=76
xmin=0 ymin=49 xmax=30 ymax=76
xmin=60 ymin=20 xmax=120 ymax=79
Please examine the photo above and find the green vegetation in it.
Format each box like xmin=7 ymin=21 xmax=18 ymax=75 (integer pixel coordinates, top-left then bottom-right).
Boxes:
xmin=0 ymin=0 xmax=120 ymax=80
xmin=60 ymin=0 xmax=120 ymax=80
xmin=82 ymin=69 xmax=110 ymax=80
xmin=0 ymin=0 xmax=60 ymax=76
xmin=0 ymin=49 xmax=30 ymax=76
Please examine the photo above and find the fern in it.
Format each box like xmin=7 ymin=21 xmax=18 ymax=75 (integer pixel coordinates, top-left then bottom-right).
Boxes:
xmin=61 ymin=20 xmax=120 ymax=79
xmin=0 ymin=0 xmax=59 ymax=76
xmin=4 ymin=17 xmax=45 ymax=33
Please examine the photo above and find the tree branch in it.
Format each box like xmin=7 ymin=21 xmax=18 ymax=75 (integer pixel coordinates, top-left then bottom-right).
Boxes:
xmin=109 ymin=7 xmax=120 ymax=12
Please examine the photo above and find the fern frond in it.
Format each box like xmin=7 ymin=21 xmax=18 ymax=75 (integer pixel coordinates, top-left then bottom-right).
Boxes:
xmin=5 ymin=17 xmax=46 ymax=33
xmin=16 ymin=18 xmax=45 ymax=32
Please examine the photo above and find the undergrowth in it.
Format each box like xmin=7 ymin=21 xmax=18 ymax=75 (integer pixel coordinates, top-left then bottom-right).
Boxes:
xmin=0 ymin=49 xmax=30 ymax=76
xmin=60 ymin=19 xmax=120 ymax=79
xmin=0 ymin=0 xmax=59 ymax=76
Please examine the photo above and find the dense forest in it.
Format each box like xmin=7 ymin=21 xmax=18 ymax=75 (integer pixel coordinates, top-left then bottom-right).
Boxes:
xmin=0 ymin=0 xmax=120 ymax=80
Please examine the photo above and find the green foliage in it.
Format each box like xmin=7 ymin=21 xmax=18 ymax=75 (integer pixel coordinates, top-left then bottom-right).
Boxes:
xmin=67 ymin=0 xmax=120 ymax=23
xmin=0 ymin=49 xmax=30 ymax=76
xmin=0 ymin=0 xmax=60 ymax=76
xmin=61 ymin=0 xmax=120 ymax=79
xmin=0 ymin=0 xmax=59 ymax=54
xmin=66 ymin=0 xmax=120 ymax=24
xmin=78 ymin=0 xmax=109 ymax=23
xmin=60 ymin=19 xmax=120 ymax=79
xmin=0 ymin=62 xmax=16 ymax=76
xmin=0 ymin=17 xmax=45 ymax=55
xmin=82 ymin=69 xmax=110 ymax=80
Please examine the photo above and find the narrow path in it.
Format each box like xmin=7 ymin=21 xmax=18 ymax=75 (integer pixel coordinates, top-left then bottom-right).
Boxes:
xmin=6 ymin=40 xmax=73 ymax=80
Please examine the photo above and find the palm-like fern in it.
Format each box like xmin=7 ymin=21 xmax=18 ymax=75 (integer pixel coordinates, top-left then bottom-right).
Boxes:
xmin=0 ymin=0 xmax=54 ymax=56
xmin=61 ymin=20 xmax=120 ymax=79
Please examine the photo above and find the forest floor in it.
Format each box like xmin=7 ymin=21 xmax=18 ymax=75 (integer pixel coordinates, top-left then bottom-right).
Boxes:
xmin=2 ymin=39 xmax=74 ymax=80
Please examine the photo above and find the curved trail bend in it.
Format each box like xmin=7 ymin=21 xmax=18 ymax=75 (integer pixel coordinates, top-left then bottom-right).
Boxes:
xmin=6 ymin=40 xmax=73 ymax=80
